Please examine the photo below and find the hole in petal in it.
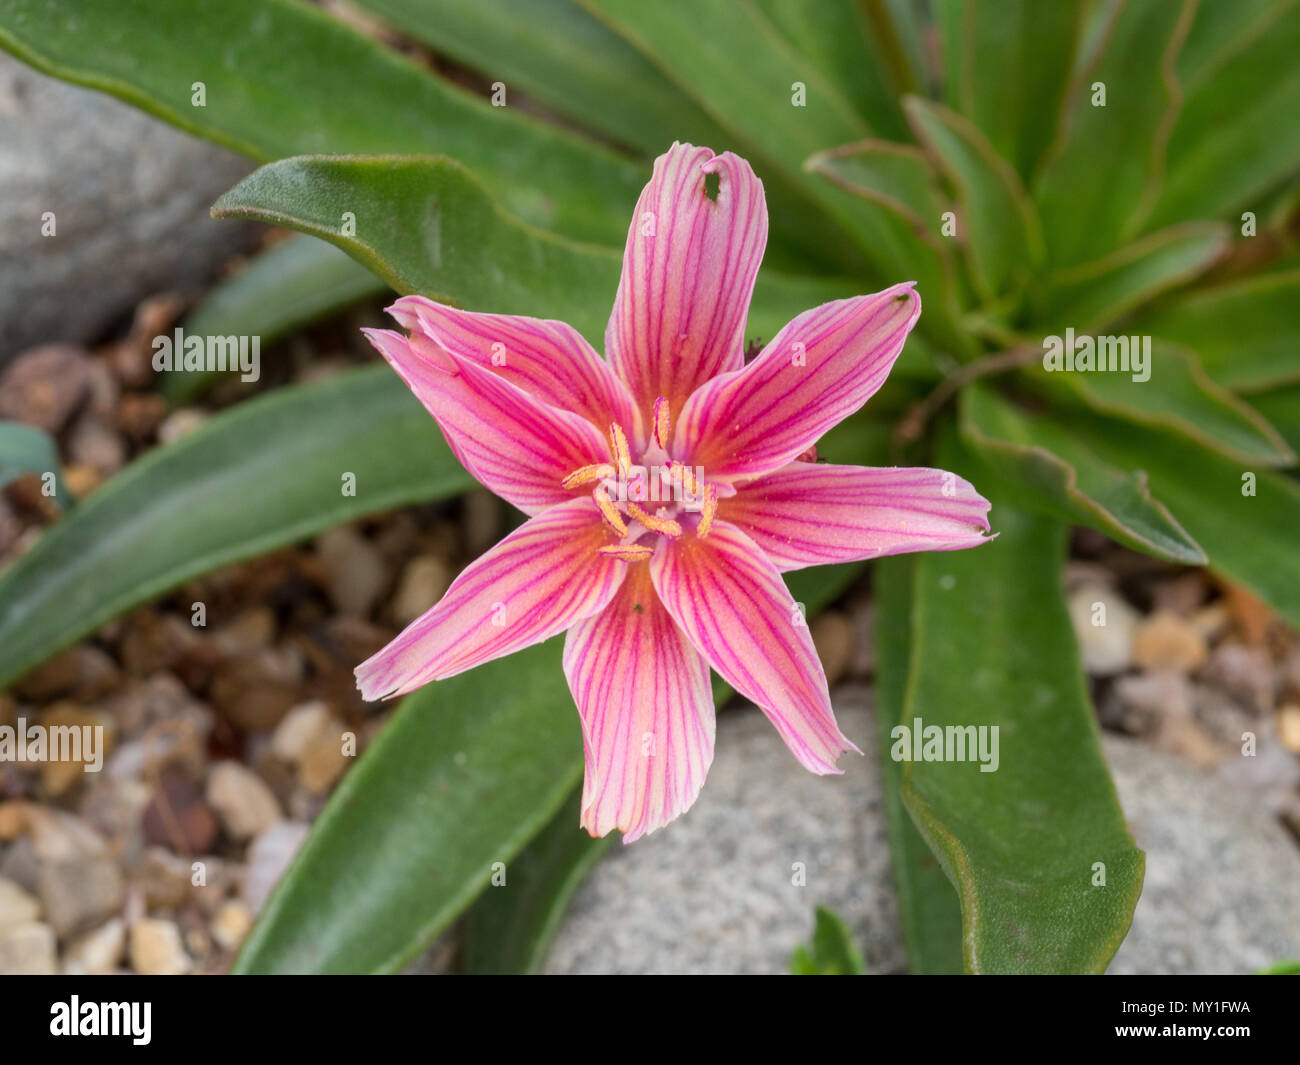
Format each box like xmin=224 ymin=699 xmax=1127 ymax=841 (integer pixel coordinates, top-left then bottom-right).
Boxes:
xmin=703 ymin=170 xmax=720 ymax=202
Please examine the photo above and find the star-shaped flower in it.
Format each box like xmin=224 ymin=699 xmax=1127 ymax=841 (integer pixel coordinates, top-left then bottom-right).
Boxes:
xmin=358 ymin=143 xmax=992 ymax=841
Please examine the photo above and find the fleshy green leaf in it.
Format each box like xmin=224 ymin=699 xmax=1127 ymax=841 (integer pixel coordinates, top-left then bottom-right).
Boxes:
xmin=234 ymin=639 xmax=583 ymax=974
xmin=462 ymin=787 xmax=610 ymax=974
xmin=1133 ymin=267 xmax=1300 ymax=392
xmin=903 ymin=96 xmax=1044 ymax=302
xmin=935 ymin=0 xmax=1084 ymax=181
xmin=900 ymin=455 xmax=1144 ymax=973
xmin=1054 ymin=411 xmax=1300 ymax=629
xmin=1148 ymin=1 xmax=1300 ymax=228
xmin=0 ymin=421 xmax=63 ymax=500
xmin=790 ymin=906 xmax=867 ymax=975
xmin=959 ymin=384 xmax=1205 ymax=563
xmin=1031 ymin=340 xmax=1295 ymax=466
xmin=0 ymin=368 xmax=471 ymax=691
xmin=1250 ymin=385 xmax=1300 ymax=459
xmin=212 ymin=154 xmax=866 ymax=351
xmin=873 ymin=554 xmax=964 ymax=975
xmin=165 ymin=236 xmax=387 ymax=404
xmin=1033 ymin=0 xmax=1198 ymax=264
xmin=1032 ymin=222 xmax=1229 ymax=331
xmin=0 ymin=0 xmax=643 ymax=243
xmin=350 ymin=0 xmax=728 ymax=157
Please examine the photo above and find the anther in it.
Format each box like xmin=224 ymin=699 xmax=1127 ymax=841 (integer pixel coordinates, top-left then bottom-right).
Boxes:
xmin=593 ymin=485 xmax=628 ymax=536
xmin=627 ymin=502 xmax=682 ymax=539
xmin=697 ymin=483 xmax=718 ymax=539
xmin=609 ymin=423 xmax=631 ymax=475
xmin=598 ymin=543 xmax=654 ymax=562
xmin=562 ymin=462 xmax=615 ymax=489
xmin=652 ymin=397 xmax=671 ymax=451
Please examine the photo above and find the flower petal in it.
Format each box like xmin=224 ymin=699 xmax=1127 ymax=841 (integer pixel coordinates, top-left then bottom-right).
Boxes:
xmin=356 ymin=497 xmax=625 ymax=700
xmin=674 ymin=283 xmax=921 ymax=481
xmin=564 ymin=565 xmax=714 ymax=842
xmin=723 ymin=462 xmax=992 ymax=571
xmin=606 ymin=142 xmax=768 ymax=419
xmin=388 ymin=295 xmax=641 ymax=438
xmin=649 ymin=521 xmax=858 ymax=774
xmin=364 ymin=327 xmax=609 ymax=515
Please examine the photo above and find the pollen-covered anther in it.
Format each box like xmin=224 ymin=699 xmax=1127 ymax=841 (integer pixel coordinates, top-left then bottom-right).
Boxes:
xmin=697 ymin=482 xmax=718 ymax=539
xmin=627 ymin=502 xmax=682 ymax=538
xmin=609 ymin=422 xmax=632 ymax=475
xmin=561 ymin=462 xmax=615 ymax=489
xmin=652 ymin=397 xmax=672 ymax=451
xmin=598 ymin=543 xmax=654 ymax=562
xmin=592 ymin=485 xmax=628 ymax=536
xmin=668 ymin=460 xmax=699 ymax=497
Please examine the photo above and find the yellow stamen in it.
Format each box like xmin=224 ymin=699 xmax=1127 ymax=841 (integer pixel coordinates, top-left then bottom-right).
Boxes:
xmin=593 ymin=486 xmax=628 ymax=536
xmin=697 ymin=483 xmax=718 ymax=539
xmin=609 ymin=423 xmax=631 ymax=475
xmin=627 ymin=502 xmax=682 ymax=539
xmin=598 ymin=543 xmax=653 ymax=562
xmin=669 ymin=461 xmax=699 ymax=497
xmin=562 ymin=462 xmax=615 ymax=489
xmin=652 ymin=397 xmax=671 ymax=450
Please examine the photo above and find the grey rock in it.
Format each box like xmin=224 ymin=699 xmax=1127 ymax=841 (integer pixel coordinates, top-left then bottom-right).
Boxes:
xmin=0 ymin=53 xmax=258 ymax=361
xmin=545 ymin=686 xmax=904 ymax=975
xmin=36 ymin=855 xmax=124 ymax=939
xmin=542 ymin=688 xmax=1300 ymax=975
xmin=0 ymin=921 xmax=57 ymax=974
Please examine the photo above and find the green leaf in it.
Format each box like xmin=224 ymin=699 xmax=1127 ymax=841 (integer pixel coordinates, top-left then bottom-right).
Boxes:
xmin=0 ymin=421 xmax=62 ymax=499
xmin=753 ymin=0 xmax=908 ymax=140
xmin=1149 ymin=1 xmax=1300 ymax=228
xmin=790 ymin=906 xmax=867 ymax=975
xmin=1132 ymin=267 xmax=1300 ymax=392
xmin=1249 ymin=385 xmax=1300 ymax=459
xmin=804 ymin=141 xmax=974 ymax=358
xmin=936 ymin=0 xmax=1085 ymax=181
xmin=0 ymin=0 xmax=642 ymax=244
xmin=0 ymin=367 xmax=471 ymax=691
xmin=900 ymin=455 xmax=1144 ymax=973
xmin=350 ymin=0 xmax=728 ymax=157
xmin=212 ymin=153 xmax=868 ymax=353
xmin=873 ymin=554 xmax=964 ymax=975
xmin=234 ymin=639 xmax=583 ymax=974
xmin=958 ymin=384 xmax=1206 ymax=564
xmin=462 ymin=787 xmax=610 ymax=974
xmin=165 ymin=236 xmax=387 ymax=404
xmin=1031 ymin=340 xmax=1295 ymax=467
xmin=903 ymin=96 xmax=1044 ymax=302
xmin=1054 ymin=412 xmax=1300 ymax=629
xmin=1032 ymin=222 xmax=1229 ymax=331
xmin=1033 ymin=0 xmax=1198 ymax=264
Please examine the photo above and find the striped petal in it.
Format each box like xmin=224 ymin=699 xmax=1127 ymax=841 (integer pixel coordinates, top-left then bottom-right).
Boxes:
xmin=564 ymin=565 xmax=714 ymax=843
xmin=606 ymin=142 xmax=767 ymax=418
xmin=356 ymin=497 xmax=625 ymax=700
xmin=649 ymin=521 xmax=858 ymax=775
xmin=364 ymin=327 xmax=609 ymax=515
xmin=388 ymin=296 xmax=641 ymax=438
xmin=674 ymin=283 xmax=921 ymax=482
xmin=723 ymin=462 xmax=992 ymax=571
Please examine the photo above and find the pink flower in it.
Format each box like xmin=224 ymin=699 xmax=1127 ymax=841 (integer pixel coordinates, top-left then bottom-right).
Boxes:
xmin=357 ymin=143 xmax=992 ymax=841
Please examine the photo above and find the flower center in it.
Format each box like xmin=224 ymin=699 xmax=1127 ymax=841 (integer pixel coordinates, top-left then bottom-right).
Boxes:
xmin=561 ymin=397 xmax=719 ymax=562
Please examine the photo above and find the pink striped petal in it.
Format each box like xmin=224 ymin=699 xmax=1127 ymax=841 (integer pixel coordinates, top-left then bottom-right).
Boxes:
xmin=388 ymin=296 xmax=641 ymax=438
xmin=564 ymin=565 xmax=714 ymax=842
xmin=364 ymin=327 xmax=609 ymax=515
xmin=649 ymin=522 xmax=858 ymax=775
xmin=723 ymin=462 xmax=992 ymax=571
xmin=356 ymin=497 xmax=625 ymax=700
xmin=674 ymin=283 xmax=921 ymax=482
xmin=605 ymin=142 xmax=768 ymax=417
